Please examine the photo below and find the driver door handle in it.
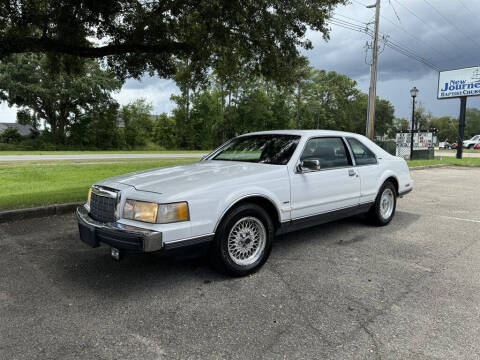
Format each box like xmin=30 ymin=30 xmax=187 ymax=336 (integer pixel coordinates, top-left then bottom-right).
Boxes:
xmin=348 ymin=169 xmax=357 ymax=177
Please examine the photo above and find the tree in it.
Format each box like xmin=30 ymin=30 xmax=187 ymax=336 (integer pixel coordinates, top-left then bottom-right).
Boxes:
xmin=374 ymin=98 xmax=395 ymax=137
xmin=0 ymin=54 xmax=122 ymax=144
xmin=120 ymin=99 xmax=154 ymax=148
xmin=465 ymin=108 xmax=480 ymax=138
xmin=69 ymin=102 xmax=121 ymax=149
xmin=413 ymin=103 xmax=432 ymax=130
xmin=153 ymin=114 xmax=177 ymax=149
xmin=0 ymin=0 xmax=346 ymax=80
xmin=16 ymin=109 xmax=40 ymax=130
xmin=189 ymin=91 xmax=223 ymax=149
xmin=429 ymin=116 xmax=457 ymax=142
xmin=393 ymin=117 xmax=410 ymax=132
xmin=0 ymin=127 xmax=22 ymax=143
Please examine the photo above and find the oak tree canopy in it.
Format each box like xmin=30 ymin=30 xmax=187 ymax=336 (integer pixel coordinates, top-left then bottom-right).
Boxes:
xmin=0 ymin=0 xmax=345 ymax=80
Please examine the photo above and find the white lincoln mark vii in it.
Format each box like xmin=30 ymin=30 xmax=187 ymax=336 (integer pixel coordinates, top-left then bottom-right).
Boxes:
xmin=77 ymin=130 xmax=413 ymax=276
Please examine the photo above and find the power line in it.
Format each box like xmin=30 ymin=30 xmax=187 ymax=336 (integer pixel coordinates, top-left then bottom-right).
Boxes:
xmin=327 ymin=18 xmax=441 ymax=71
xmin=385 ymin=42 xmax=441 ymax=71
xmin=378 ymin=11 xmax=455 ymax=64
xmin=456 ymin=0 xmax=474 ymax=13
xmin=329 ymin=16 xmax=442 ymax=71
xmin=390 ymin=0 xmax=472 ymax=55
xmin=421 ymin=0 xmax=480 ymax=48
xmin=353 ymin=0 xmax=457 ymax=65
xmin=329 ymin=19 xmax=367 ymax=34
xmin=332 ymin=13 xmax=369 ymax=25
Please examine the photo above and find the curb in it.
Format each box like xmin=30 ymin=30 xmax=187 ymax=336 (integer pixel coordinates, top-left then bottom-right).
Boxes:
xmin=0 ymin=202 xmax=82 ymax=224
xmin=409 ymin=164 xmax=450 ymax=171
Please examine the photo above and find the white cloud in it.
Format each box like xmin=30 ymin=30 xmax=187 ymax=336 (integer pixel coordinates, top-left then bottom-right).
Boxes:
xmin=113 ymin=77 xmax=180 ymax=115
xmin=0 ymin=102 xmax=17 ymax=123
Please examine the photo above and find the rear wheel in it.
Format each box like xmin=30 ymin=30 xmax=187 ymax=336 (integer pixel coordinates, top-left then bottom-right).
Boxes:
xmin=210 ymin=203 xmax=274 ymax=276
xmin=368 ymin=181 xmax=397 ymax=226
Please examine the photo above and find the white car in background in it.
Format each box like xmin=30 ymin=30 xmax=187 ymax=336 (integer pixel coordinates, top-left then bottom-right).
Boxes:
xmin=463 ymin=135 xmax=480 ymax=149
xmin=77 ymin=130 xmax=413 ymax=276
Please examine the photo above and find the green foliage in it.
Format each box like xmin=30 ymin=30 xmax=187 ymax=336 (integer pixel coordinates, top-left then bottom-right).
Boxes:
xmin=16 ymin=109 xmax=39 ymax=129
xmin=153 ymin=114 xmax=177 ymax=150
xmin=120 ymin=99 xmax=154 ymax=148
xmin=0 ymin=0 xmax=346 ymax=81
xmin=69 ymin=102 xmax=122 ymax=149
xmin=189 ymin=91 xmax=224 ymax=149
xmin=465 ymin=108 xmax=480 ymax=138
xmin=0 ymin=54 xmax=122 ymax=144
xmin=429 ymin=116 xmax=458 ymax=142
xmin=165 ymin=61 xmax=397 ymax=148
xmin=0 ymin=127 xmax=22 ymax=143
xmin=414 ymin=103 xmax=433 ymax=130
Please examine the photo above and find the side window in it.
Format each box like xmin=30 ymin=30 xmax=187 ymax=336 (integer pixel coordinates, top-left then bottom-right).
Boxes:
xmin=347 ymin=137 xmax=377 ymax=166
xmin=300 ymin=137 xmax=351 ymax=169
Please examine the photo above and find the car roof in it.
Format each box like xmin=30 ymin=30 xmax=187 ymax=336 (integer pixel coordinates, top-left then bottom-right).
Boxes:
xmin=240 ymin=129 xmax=361 ymax=138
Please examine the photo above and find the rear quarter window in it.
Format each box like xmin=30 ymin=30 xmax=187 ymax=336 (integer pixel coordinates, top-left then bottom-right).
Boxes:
xmin=347 ymin=137 xmax=377 ymax=166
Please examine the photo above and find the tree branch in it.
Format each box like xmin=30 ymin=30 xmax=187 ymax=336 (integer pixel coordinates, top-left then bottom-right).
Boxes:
xmin=0 ymin=37 xmax=192 ymax=58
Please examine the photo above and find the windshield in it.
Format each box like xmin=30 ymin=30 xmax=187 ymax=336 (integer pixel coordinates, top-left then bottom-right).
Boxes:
xmin=212 ymin=135 xmax=300 ymax=165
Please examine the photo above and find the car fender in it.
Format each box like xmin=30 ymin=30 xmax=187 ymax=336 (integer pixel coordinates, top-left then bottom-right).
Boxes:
xmin=213 ymin=186 xmax=286 ymax=233
xmin=376 ymin=169 xmax=399 ymax=195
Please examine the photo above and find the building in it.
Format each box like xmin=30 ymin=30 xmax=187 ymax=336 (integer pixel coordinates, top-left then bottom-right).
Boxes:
xmin=0 ymin=123 xmax=35 ymax=137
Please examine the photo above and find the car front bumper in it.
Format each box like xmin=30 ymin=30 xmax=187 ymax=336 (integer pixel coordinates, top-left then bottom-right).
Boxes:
xmin=76 ymin=206 xmax=164 ymax=252
xmin=76 ymin=206 xmax=215 ymax=254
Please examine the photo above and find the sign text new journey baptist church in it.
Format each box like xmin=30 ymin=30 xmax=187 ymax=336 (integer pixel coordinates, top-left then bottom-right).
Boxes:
xmin=437 ymin=66 xmax=480 ymax=159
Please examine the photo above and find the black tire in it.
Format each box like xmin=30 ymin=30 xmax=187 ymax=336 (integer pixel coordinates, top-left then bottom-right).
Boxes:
xmin=209 ymin=203 xmax=274 ymax=276
xmin=468 ymin=144 xmax=474 ymax=149
xmin=368 ymin=181 xmax=397 ymax=226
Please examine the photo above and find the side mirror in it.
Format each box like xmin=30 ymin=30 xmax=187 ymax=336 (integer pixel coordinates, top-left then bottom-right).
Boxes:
xmin=298 ymin=159 xmax=321 ymax=172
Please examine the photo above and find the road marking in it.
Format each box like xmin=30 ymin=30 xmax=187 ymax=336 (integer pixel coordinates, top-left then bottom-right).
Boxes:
xmin=440 ymin=215 xmax=480 ymax=224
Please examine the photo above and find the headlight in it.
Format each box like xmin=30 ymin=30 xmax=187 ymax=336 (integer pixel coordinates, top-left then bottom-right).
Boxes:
xmin=123 ymin=200 xmax=189 ymax=224
xmin=157 ymin=202 xmax=189 ymax=223
xmin=87 ymin=188 xmax=92 ymax=206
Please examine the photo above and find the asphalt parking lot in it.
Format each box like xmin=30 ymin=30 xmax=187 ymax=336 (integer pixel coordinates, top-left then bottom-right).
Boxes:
xmin=1 ymin=166 xmax=479 ymax=360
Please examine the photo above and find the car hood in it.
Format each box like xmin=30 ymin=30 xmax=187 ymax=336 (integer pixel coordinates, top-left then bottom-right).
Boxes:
xmin=101 ymin=160 xmax=287 ymax=195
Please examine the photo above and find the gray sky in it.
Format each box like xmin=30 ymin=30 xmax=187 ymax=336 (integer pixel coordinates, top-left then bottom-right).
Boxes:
xmin=1 ymin=0 xmax=480 ymax=123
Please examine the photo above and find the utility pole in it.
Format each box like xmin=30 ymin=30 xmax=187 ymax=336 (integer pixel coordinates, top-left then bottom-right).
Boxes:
xmin=366 ymin=0 xmax=381 ymax=140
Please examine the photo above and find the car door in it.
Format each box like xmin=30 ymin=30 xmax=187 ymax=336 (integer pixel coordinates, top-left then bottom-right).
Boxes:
xmin=346 ymin=137 xmax=382 ymax=205
xmin=290 ymin=136 xmax=361 ymax=220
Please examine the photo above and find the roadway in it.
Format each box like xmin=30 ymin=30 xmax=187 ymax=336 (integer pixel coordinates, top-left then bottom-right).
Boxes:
xmin=0 ymin=153 xmax=206 ymax=161
xmin=1 ymin=167 xmax=479 ymax=359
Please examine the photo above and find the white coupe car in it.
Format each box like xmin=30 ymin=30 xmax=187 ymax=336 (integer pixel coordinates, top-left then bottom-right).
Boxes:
xmin=77 ymin=130 xmax=413 ymax=275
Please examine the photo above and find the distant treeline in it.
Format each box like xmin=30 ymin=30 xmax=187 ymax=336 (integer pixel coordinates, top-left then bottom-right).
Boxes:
xmin=1 ymin=54 xmax=478 ymax=150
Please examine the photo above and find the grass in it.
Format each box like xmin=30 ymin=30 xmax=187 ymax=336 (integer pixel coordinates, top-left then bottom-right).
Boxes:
xmin=0 ymin=150 xmax=208 ymax=156
xmin=0 ymin=156 xmax=479 ymax=211
xmin=435 ymin=148 xmax=479 ymax=153
xmin=0 ymin=158 xmax=198 ymax=210
xmin=407 ymin=157 xmax=480 ymax=167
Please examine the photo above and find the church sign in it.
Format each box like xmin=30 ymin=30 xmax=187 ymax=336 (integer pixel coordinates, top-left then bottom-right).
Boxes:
xmin=438 ymin=66 xmax=480 ymax=99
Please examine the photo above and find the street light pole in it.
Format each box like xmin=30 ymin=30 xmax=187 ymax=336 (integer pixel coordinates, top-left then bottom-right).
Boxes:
xmin=410 ymin=87 xmax=419 ymax=160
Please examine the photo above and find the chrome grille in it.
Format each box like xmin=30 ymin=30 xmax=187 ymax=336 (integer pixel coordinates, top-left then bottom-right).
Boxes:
xmin=90 ymin=191 xmax=117 ymax=223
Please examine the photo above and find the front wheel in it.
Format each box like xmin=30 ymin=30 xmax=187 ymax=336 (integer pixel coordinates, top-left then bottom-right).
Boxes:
xmin=468 ymin=144 xmax=474 ymax=149
xmin=210 ymin=203 xmax=274 ymax=276
xmin=368 ymin=182 xmax=397 ymax=226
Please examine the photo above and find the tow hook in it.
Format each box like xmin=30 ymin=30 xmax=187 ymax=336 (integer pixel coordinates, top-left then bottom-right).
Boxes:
xmin=110 ymin=247 xmax=121 ymax=261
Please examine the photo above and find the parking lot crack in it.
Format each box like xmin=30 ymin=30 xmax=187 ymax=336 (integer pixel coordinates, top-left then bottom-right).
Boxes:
xmin=267 ymin=263 xmax=338 ymax=348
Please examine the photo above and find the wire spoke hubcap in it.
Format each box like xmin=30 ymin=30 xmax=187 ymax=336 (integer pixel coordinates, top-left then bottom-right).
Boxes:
xmin=227 ymin=216 xmax=266 ymax=266
xmin=380 ymin=188 xmax=395 ymax=219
